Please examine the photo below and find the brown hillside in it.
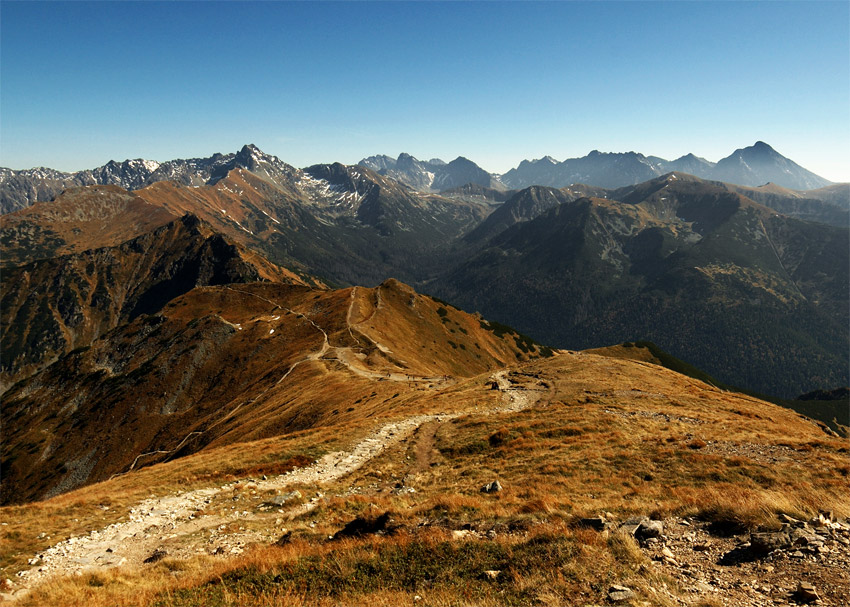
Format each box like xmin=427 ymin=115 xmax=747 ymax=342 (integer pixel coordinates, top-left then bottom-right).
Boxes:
xmin=0 ymin=215 xmax=310 ymax=392
xmin=0 ymin=279 xmax=543 ymax=505
xmin=0 ymin=185 xmax=177 ymax=268
xmin=134 ymin=169 xmax=310 ymax=248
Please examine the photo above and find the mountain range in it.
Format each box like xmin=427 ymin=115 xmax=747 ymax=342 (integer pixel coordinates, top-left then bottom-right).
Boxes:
xmin=434 ymin=173 xmax=848 ymax=396
xmin=1 ymin=144 xmax=847 ymax=401
xmin=4 ymin=142 xmax=842 ymax=217
xmin=358 ymin=142 xmax=837 ymax=193
xmin=499 ymin=141 xmax=835 ymax=191
xmin=358 ymin=153 xmax=506 ymax=193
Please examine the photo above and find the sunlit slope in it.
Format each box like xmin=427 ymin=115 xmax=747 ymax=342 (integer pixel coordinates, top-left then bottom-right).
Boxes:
xmin=2 ymin=349 xmax=846 ymax=606
xmin=1 ymin=279 xmax=544 ymax=505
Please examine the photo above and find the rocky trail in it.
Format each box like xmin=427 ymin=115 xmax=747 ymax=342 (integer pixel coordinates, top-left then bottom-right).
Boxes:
xmin=114 ymin=286 xmax=448 ymax=480
xmin=576 ymin=512 xmax=850 ymax=606
xmin=3 ymin=369 xmax=545 ymax=602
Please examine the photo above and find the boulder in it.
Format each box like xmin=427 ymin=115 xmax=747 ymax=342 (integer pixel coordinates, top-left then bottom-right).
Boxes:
xmin=635 ymin=519 xmax=663 ymax=540
xmin=790 ymin=528 xmax=820 ymax=547
xmin=480 ymin=480 xmax=502 ymax=493
xmin=749 ymin=531 xmax=790 ymax=556
xmin=608 ymin=585 xmax=635 ymax=602
xmin=794 ymin=581 xmax=820 ymax=603
xmin=333 ymin=512 xmax=394 ymax=539
xmin=580 ymin=516 xmax=607 ymax=531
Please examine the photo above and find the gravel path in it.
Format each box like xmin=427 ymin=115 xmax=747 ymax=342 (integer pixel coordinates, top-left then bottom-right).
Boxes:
xmin=5 ymin=368 xmax=545 ymax=601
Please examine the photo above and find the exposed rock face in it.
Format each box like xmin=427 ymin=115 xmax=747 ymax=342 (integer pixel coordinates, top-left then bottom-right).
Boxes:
xmin=480 ymin=480 xmax=503 ymax=493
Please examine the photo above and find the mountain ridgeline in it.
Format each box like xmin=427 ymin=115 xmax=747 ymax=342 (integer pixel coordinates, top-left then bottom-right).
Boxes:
xmin=1 ymin=279 xmax=547 ymax=503
xmin=499 ymin=142 xmax=836 ymax=192
xmin=1 ymin=144 xmax=847 ymax=401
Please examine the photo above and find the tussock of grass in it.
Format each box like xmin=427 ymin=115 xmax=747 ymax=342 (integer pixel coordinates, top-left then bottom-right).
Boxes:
xmin=146 ymin=526 xmax=644 ymax=607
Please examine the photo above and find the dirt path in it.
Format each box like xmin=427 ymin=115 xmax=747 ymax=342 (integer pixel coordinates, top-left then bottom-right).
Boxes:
xmin=410 ymin=421 xmax=441 ymax=474
xmin=111 ymin=287 xmax=443 ymax=482
xmin=7 ymin=369 xmax=547 ymax=601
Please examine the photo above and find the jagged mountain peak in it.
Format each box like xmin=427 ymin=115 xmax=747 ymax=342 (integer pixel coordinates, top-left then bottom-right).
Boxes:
xmin=234 ymin=143 xmax=264 ymax=165
xmin=0 ymin=144 xmax=304 ymax=214
xmin=357 ymin=152 xmax=503 ymax=193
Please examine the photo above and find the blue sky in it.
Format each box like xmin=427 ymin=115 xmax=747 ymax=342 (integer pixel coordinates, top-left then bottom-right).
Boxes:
xmin=2 ymin=1 xmax=848 ymax=181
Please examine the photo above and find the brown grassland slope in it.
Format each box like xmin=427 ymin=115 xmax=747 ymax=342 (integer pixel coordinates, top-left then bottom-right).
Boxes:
xmin=0 ymin=185 xmax=178 ymax=268
xmin=0 ymin=279 xmax=542 ymax=506
xmin=1 ymin=348 xmax=847 ymax=606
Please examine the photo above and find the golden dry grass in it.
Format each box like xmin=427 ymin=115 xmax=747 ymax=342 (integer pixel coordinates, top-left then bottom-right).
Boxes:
xmin=4 ymin=351 xmax=848 ymax=606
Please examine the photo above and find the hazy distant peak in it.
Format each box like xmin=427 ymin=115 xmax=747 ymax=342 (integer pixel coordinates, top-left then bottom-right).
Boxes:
xmin=502 ymin=142 xmax=831 ymax=191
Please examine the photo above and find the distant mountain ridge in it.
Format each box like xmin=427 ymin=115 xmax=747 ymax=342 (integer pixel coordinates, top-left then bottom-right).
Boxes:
xmin=501 ymin=142 xmax=833 ymax=191
xmin=0 ymin=144 xmax=299 ymax=214
xmin=1 ymin=144 xmax=846 ymax=397
xmin=358 ymin=153 xmax=504 ymax=193
xmin=2 ymin=141 xmax=837 ymax=215
xmin=432 ymin=172 xmax=848 ymax=397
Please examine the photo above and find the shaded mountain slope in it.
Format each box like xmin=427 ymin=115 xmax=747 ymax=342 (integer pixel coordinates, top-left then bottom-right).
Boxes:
xmin=0 ymin=279 xmax=546 ymax=504
xmin=134 ymin=165 xmax=489 ymax=286
xmin=439 ymin=183 xmax=516 ymax=204
xmin=0 ymin=215 xmax=306 ymax=391
xmin=433 ymin=175 xmax=848 ymax=396
xmin=724 ymin=182 xmax=849 ymax=227
xmin=463 ymin=184 xmax=610 ymax=243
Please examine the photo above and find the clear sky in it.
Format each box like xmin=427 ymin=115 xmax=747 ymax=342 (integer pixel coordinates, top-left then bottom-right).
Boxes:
xmin=2 ymin=1 xmax=848 ymax=181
